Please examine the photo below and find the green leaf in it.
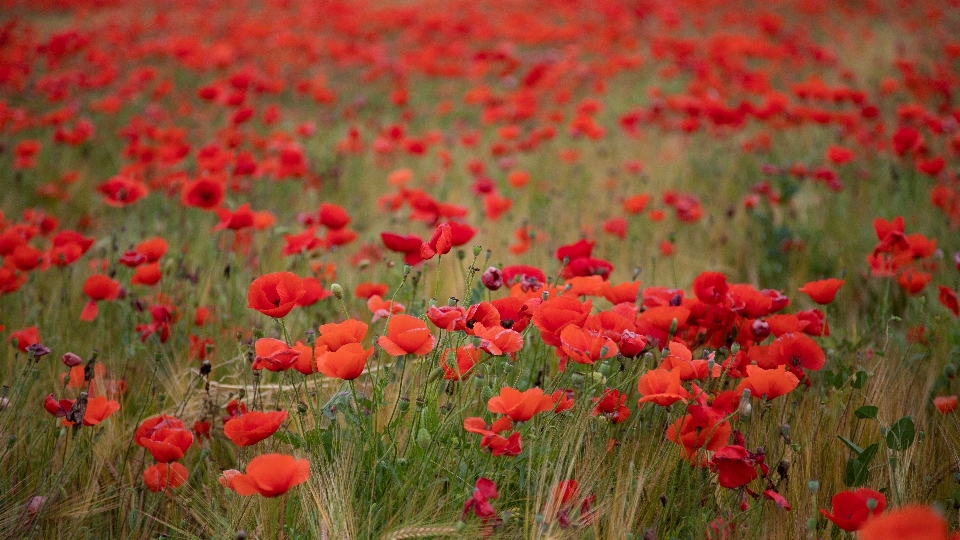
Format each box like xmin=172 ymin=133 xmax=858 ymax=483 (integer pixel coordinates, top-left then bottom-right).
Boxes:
xmin=837 ymin=435 xmax=864 ymax=456
xmin=844 ymin=457 xmax=869 ymax=487
xmin=851 ymin=370 xmax=868 ymax=389
xmin=859 ymin=443 xmax=879 ymax=466
xmin=886 ymin=416 xmax=915 ymax=451
xmin=855 ymin=406 xmax=878 ymax=420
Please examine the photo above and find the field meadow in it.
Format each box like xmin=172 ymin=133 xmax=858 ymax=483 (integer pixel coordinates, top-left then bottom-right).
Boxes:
xmin=1 ymin=0 xmax=960 ymax=538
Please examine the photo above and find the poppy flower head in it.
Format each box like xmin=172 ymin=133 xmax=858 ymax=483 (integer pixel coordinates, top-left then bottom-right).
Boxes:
xmin=252 ymin=338 xmax=300 ymax=371
xmin=819 ymin=488 xmax=886 ymax=532
xmin=220 ymin=453 xmax=310 ymax=497
xmin=247 ymin=272 xmax=305 ymax=318
xmin=798 ymin=278 xmax=844 ymax=304
xmin=487 ymin=387 xmax=555 ymax=422
xmin=223 ymin=410 xmax=288 ymax=447
xmin=141 ymin=427 xmax=194 ymax=463
xmin=143 ymin=463 xmax=188 ymax=493
xmin=376 ymin=314 xmax=436 ymax=356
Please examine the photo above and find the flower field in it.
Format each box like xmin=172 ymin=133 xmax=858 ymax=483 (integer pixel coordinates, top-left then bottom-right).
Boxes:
xmin=2 ymin=0 xmax=960 ymax=538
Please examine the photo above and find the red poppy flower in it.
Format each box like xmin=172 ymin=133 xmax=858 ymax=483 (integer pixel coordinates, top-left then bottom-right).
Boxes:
xmin=181 ymin=177 xmax=225 ymax=209
xmin=666 ymin=405 xmax=730 ymax=458
xmin=143 ymin=463 xmax=188 ymax=493
xmin=81 ymin=274 xmax=121 ymax=321
xmin=252 ymin=338 xmax=300 ymax=371
xmin=141 ymin=427 xmax=194 ymax=462
xmin=318 ymin=203 xmax=351 ymax=230
xmin=462 ymin=478 xmax=499 ymax=521
xmin=770 ymin=333 xmax=825 ymax=373
xmin=130 ymin=262 xmax=161 ymax=286
xmin=798 ymin=278 xmax=844 ymax=304
xmin=440 ymin=345 xmax=480 ymax=380
xmin=367 ymin=295 xmax=405 ymax=322
xmin=592 ymin=389 xmax=630 ymax=423
xmin=377 ymin=314 xmax=436 ymax=356
xmin=693 ymin=271 xmax=729 ymax=305
xmin=9 ymin=326 xmax=40 ymax=352
xmin=820 ymin=488 xmax=886 ymax=531
xmin=213 ymin=203 xmax=256 ymax=232
xmin=487 ymin=387 xmax=555 ymax=422
xmin=934 ymin=396 xmax=958 ymax=413
xmin=735 ymin=365 xmax=799 ymax=400
xmin=709 ymin=445 xmax=758 ymax=488
xmin=419 ymin=222 xmax=453 ymax=260
xmin=220 ymin=453 xmax=310 ymax=497
xmin=427 ymin=305 xmax=467 ymax=332
xmin=224 ymin=410 xmax=288 ymax=446
xmin=938 ymin=286 xmax=959 ymax=317
xmin=355 ymin=282 xmax=389 ymax=299
xmin=98 ymin=176 xmax=149 ymax=207
xmin=247 ymin=272 xmax=305 ymax=318
xmin=858 ymin=505 xmax=948 ymax=540
xmin=637 ymin=368 xmax=692 ymax=407
xmin=474 ymin=323 xmax=524 ymax=358
xmin=532 ymin=295 xmax=592 ymax=347
xmin=135 ymin=415 xmax=185 ymax=446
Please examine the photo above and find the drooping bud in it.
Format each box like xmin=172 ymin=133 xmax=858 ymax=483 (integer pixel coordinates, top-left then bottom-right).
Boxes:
xmin=331 ymin=283 xmax=344 ymax=300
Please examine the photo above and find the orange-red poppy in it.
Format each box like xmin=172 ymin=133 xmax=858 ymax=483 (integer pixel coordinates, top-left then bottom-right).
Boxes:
xmin=487 ymin=387 xmax=555 ymax=422
xmin=143 ymin=462 xmax=188 ymax=493
xmin=224 ymin=410 xmax=288 ymax=446
xmin=81 ymin=274 xmax=121 ymax=321
xmin=252 ymin=338 xmax=300 ymax=371
xmin=637 ymin=368 xmax=691 ymax=407
xmin=247 ymin=272 xmax=305 ymax=318
xmin=141 ymin=427 xmax=194 ymax=462
xmin=798 ymin=278 xmax=844 ymax=304
xmin=377 ymin=314 xmax=436 ymax=356
xmin=220 ymin=453 xmax=310 ymax=497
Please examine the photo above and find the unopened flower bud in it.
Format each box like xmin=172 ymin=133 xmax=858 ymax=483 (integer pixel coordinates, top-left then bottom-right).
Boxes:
xmin=403 ymin=264 xmax=411 ymax=276
xmin=415 ymin=427 xmax=432 ymax=449
xmin=62 ymin=352 xmax=83 ymax=367
xmin=331 ymin=283 xmax=343 ymax=299
xmin=481 ymin=267 xmax=503 ymax=291
xmin=808 ymin=480 xmax=819 ymax=492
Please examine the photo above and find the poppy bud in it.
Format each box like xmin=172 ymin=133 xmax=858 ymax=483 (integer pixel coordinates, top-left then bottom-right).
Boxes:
xmin=731 ymin=343 xmax=740 ymax=355
xmin=62 ymin=352 xmax=83 ymax=367
xmin=481 ymin=386 xmax=495 ymax=402
xmin=751 ymin=319 xmax=770 ymax=340
xmin=808 ymin=480 xmax=819 ymax=492
xmin=739 ymin=390 xmax=752 ymax=418
xmin=297 ymin=402 xmax=308 ymax=415
xmin=415 ymin=427 xmax=431 ymax=449
xmin=403 ymin=264 xmax=411 ymax=276
xmin=237 ymin=388 xmax=246 ymax=399
xmin=482 ymin=267 xmax=503 ymax=291
xmin=304 ymin=330 xmax=315 ymax=346
xmin=398 ymin=397 xmax=410 ymax=412
xmin=331 ymin=283 xmax=343 ymax=300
